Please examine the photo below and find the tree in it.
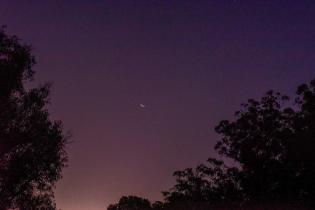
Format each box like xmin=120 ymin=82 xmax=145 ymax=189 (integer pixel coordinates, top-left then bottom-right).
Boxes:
xmin=215 ymin=85 xmax=315 ymax=205
xmin=107 ymin=195 xmax=152 ymax=210
xmin=162 ymin=158 xmax=241 ymax=209
xmin=151 ymin=201 xmax=164 ymax=210
xmin=108 ymin=79 xmax=315 ymax=209
xmin=162 ymin=79 xmax=315 ymax=209
xmin=0 ymin=27 xmax=68 ymax=209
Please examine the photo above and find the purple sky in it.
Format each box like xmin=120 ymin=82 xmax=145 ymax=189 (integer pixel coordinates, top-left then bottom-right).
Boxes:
xmin=1 ymin=1 xmax=314 ymax=209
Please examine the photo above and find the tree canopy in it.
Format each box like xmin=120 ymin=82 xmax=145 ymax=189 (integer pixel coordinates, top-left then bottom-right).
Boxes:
xmin=0 ymin=27 xmax=68 ymax=209
xmin=107 ymin=196 xmax=152 ymax=210
xmin=214 ymin=86 xmax=315 ymax=205
xmin=108 ymin=78 xmax=315 ymax=210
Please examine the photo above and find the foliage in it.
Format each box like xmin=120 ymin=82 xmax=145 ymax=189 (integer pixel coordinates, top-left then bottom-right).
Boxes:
xmin=215 ymin=85 xmax=315 ymax=205
xmin=0 ymin=27 xmax=68 ymax=209
xmin=162 ymin=158 xmax=241 ymax=208
xmin=109 ymin=78 xmax=315 ymax=209
xmin=107 ymin=196 xmax=152 ymax=210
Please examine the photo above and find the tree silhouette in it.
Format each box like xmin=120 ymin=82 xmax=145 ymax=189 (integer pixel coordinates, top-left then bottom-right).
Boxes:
xmin=215 ymin=86 xmax=315 ymax=206
xmin=162 ymin=158 xmax=241 ymax=209
xmin=151 ymin=201 xmax=164 ymax=210
xmin=0 ymin=27 xmax=68 ymax=209
xmin=109 ymin=78 xmax=315 ymax=209
xmin=163 ymin=80 xmax=315 ymax=208
xmin=107 ymin=195 xmax=152 ymax=210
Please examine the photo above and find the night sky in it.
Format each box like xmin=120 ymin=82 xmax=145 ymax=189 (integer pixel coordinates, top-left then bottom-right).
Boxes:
xmin=1 ymin=1 xmax=314 ymax=209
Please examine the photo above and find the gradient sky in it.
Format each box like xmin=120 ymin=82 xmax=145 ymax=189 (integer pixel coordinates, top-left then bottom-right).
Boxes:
xmin=0 ymin=1 xmax=314 ymax=209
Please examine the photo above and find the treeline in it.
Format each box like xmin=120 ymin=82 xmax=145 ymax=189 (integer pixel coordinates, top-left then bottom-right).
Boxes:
xmin=108 ymin=79 xmax=315 ymax=210
xmin=1 ymin=27 xmax=315 ymax=210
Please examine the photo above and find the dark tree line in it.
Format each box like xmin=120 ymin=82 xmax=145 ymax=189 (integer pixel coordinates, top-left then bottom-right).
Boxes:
xmin=0 ymin=28 xmax=68 ymax=209
xmin=1 ymin=26 xmax=314 ymax=210
xmin=108 ymin=79 xmax=315 ymax=210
